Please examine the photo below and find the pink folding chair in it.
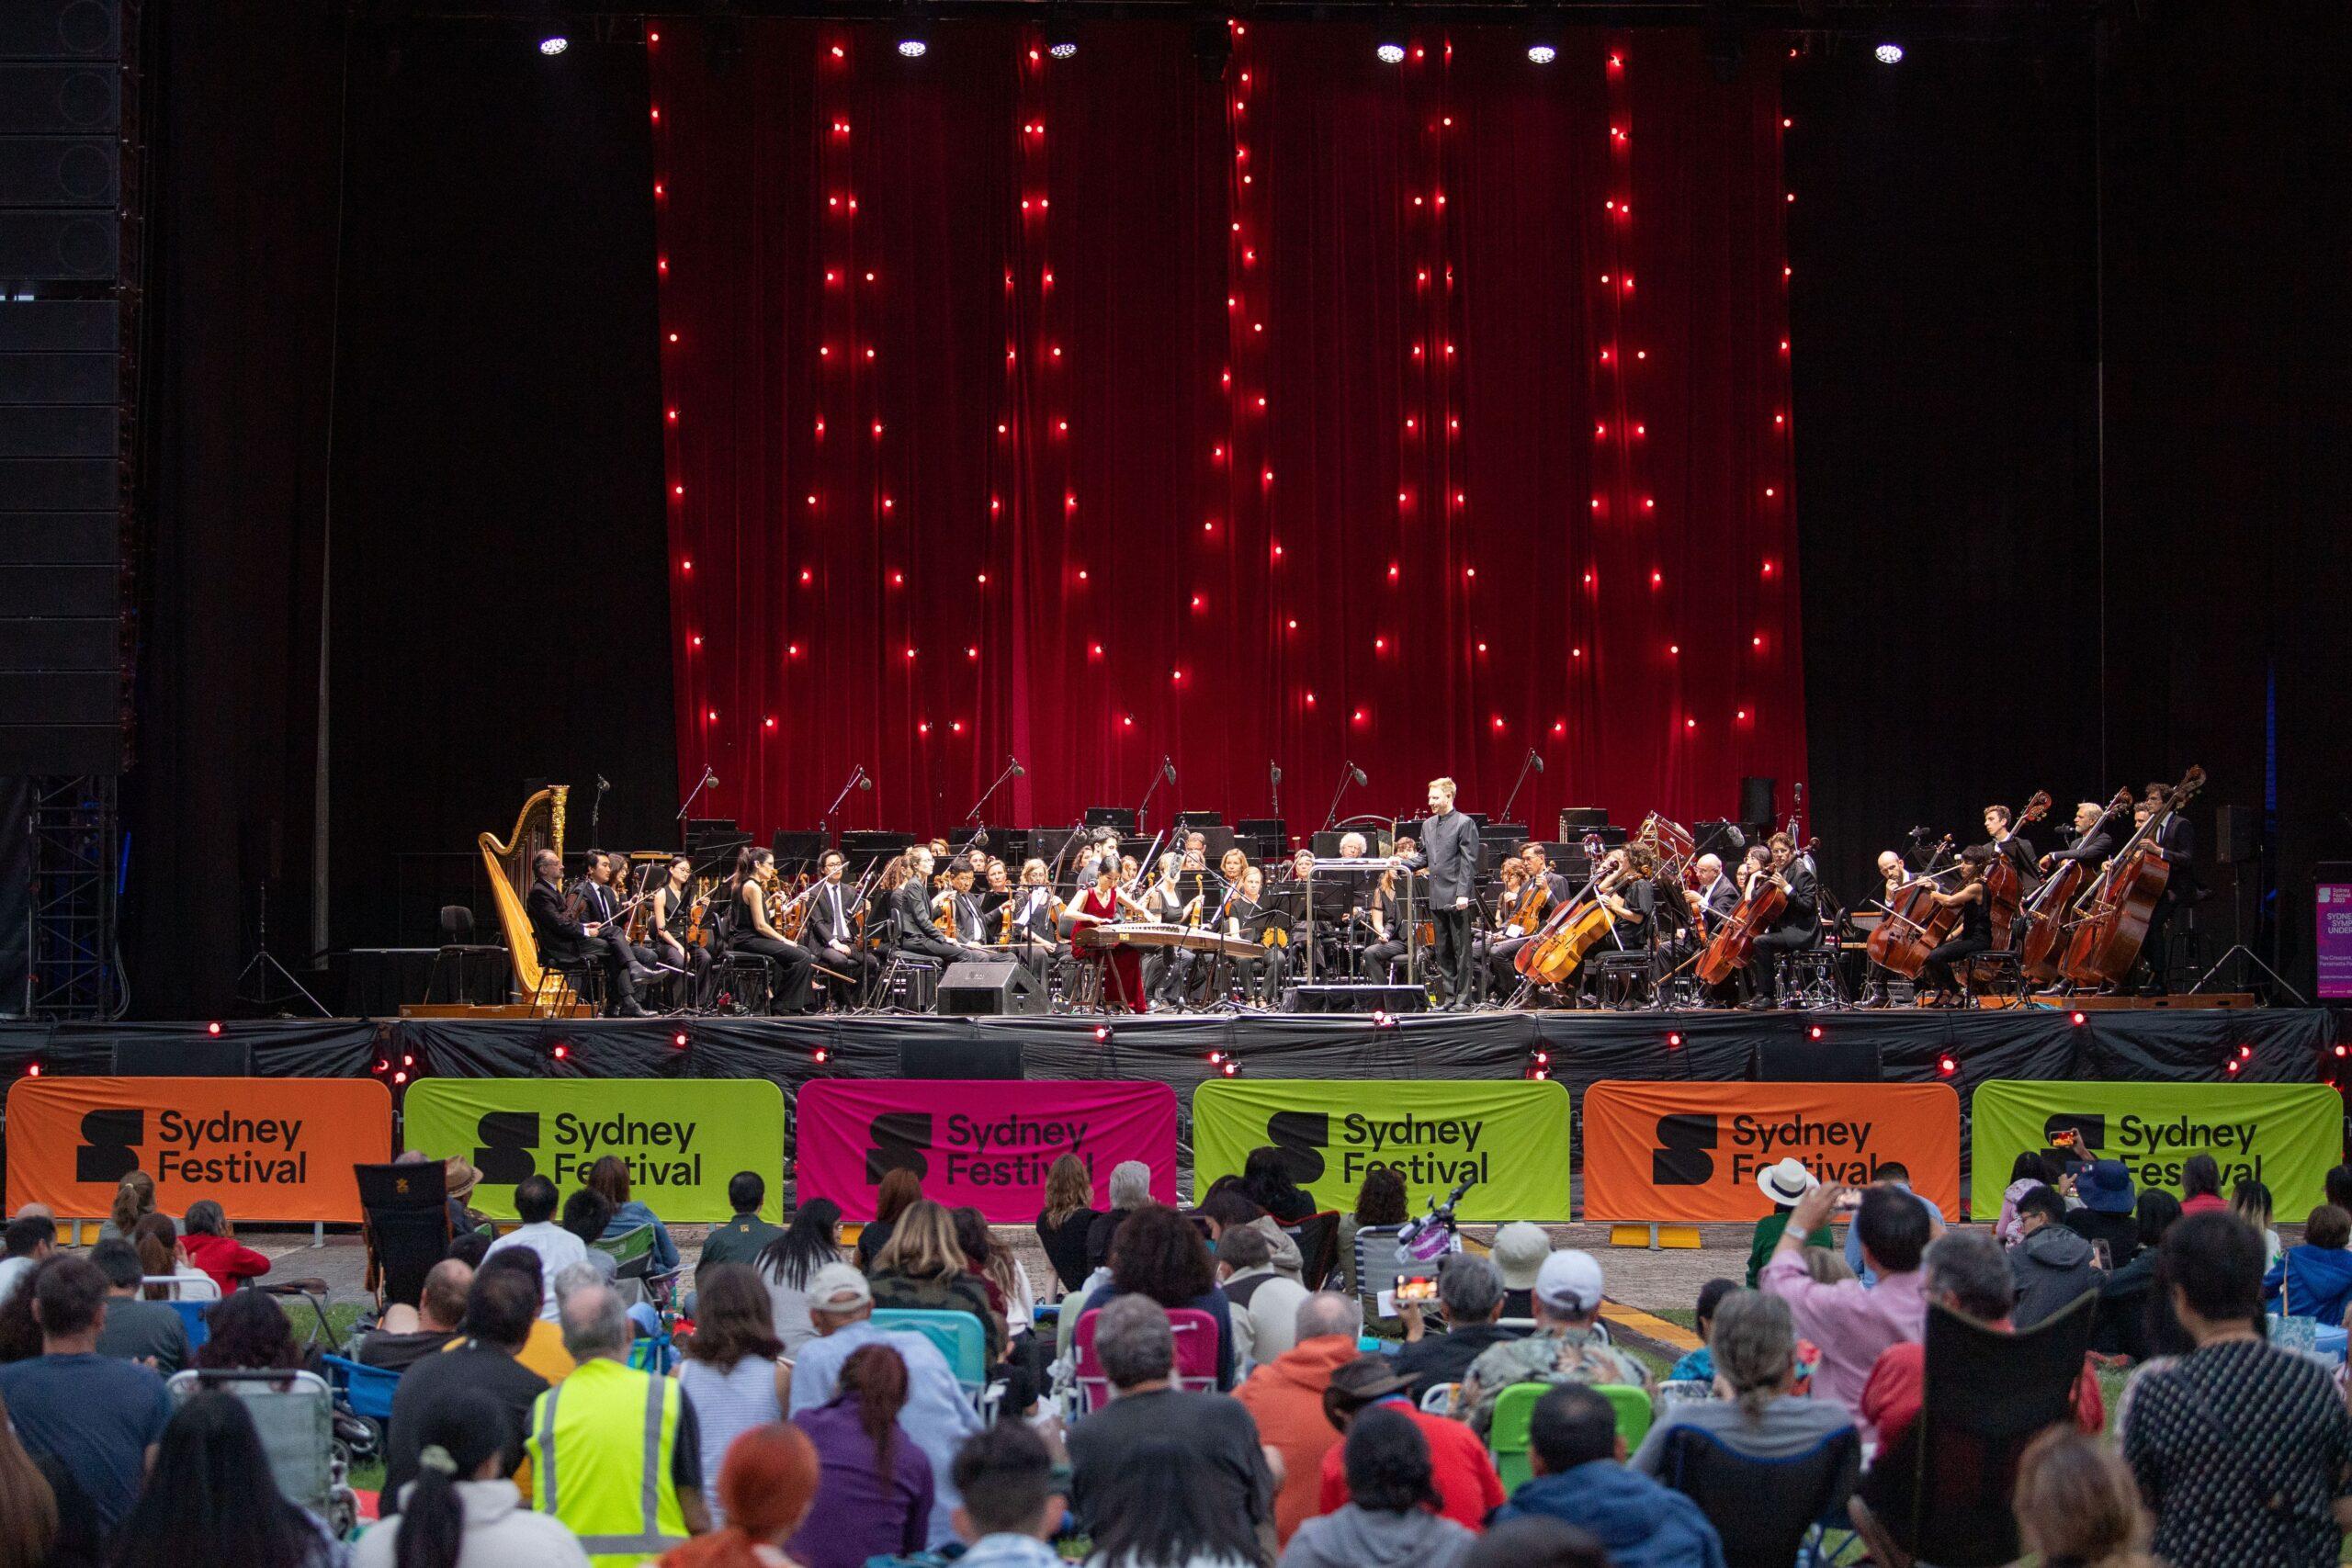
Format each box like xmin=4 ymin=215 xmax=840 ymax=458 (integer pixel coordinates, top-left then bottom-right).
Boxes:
xmin=1072 ymin=1304 xmax=1225 ymax=1414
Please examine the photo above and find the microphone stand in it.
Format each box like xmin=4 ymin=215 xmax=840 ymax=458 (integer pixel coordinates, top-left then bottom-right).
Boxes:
xmin=818 ymin=766 xmax=868 ymax=842
xmin=676 ymin=766 xmax=716 ymax=850
xmin=966 ymin=758 xmax=1022 ymax=824
xmin=1498 ymin=751 xmax=1542 ymax=824
xmin=1322 ymin=763 xmax=1364 ymax=833
xmin=1136 ymin=760 xmax=1175 ymax=831
xmin=1271 ymin=763 xmax=1283 ymax=819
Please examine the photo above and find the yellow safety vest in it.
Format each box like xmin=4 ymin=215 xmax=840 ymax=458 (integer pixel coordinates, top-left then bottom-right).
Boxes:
xmin=526 ymin=1357 xmax=688 ymax=1567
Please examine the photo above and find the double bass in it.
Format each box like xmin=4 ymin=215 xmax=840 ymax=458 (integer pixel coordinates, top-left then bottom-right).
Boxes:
xmin=2018 ymin=788 xmax=2133 ymax=982
xmin=1865 ymin=836 xmax=1960 ymax=979
xmin=2062 ymin=765 xmax=2205 ymax=987
xmin=1984 ymin=791 xmax=2053 ymax=950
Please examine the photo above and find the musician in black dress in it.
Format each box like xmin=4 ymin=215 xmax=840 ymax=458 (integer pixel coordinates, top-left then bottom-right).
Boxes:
xmin=888 ymin=846 xmax=969 ymax=964
xmin=1742 ymin=833 xmax=1821 ymax=1008
xmin=726 ymin=845 xmax=815 ymax=1013
xmin=526 ymin=849 xmax=650 ymax=1016
xmin=805 ymin=849 xmax=875 ymax=1005
xmin=1226 ymin=864 xmax=1287 ymax=1005
xmin=1361 ymin=864 xmax=1408 ymax=984
xmin=648 ymin=853 xmax=713 ymax=1005
xmin=1917 ymin=847 xmax=1994 ymax=1004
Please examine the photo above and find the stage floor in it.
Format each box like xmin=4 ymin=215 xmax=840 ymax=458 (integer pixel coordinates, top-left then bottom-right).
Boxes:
xmin=0 ymin=1004 xmax=2335 ymax=1106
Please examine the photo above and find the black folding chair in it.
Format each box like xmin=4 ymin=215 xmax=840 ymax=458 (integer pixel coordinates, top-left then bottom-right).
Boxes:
xmin=1657 ymin=1421 xmax=1860 ymax=1568
xmin=355 ymin=1161 xmax=454 ymax=1310
xmin=1283 ymin=1211 xmax=1341 ymax=1292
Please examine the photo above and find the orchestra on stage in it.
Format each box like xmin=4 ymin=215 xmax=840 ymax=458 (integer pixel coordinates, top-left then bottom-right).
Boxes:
xmin=500 ymin=767 xmax=2206 ymax=1021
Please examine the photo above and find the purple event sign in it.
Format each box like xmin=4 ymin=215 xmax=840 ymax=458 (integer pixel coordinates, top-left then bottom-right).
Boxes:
xmin=2319 ymin=885 xmax=2352 ymax=999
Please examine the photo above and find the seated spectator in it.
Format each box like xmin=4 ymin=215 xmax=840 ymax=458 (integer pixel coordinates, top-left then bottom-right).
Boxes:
xmin=193 ymin=1288 xmax=306 ymax=1371
xmin=475 ymin=1248 xmax=576 ymax=1385
xmin=1083 ymin=1160 xmax=1154 ymax=1273
xmin=1631 ymin=1290 xmax=1850 ymax=1472
xmin=2264 ymin=1203 xmax=2352 ymax=1325
xmin=1492 ymin=1222 xmax=1551 ymax=1316
xmin=788 ymin=1343 xmax=934 ymax=1568
xmin=1241 ymin=1145 xmax=1319 ymax=1224
xmin=1237 ymin=1292 xmax=1369 ymax=1544
xmin=947 ymin=1421 xmax=1065 ymax=1568
xmin=1996 ymin=1151 xmax=2062 ymax=1247
xmin=1066 ymin=1295 xmax=1275 ymax=1553
xmin=2126 ymin=1211 xmax=2352 ymax=1568
xmin=869 ymin=1198 xmax=1006 ymax=1363
xmin=585 ymin=1153 xmax=681 ymax=1273
xmin=1337 ymin=1166 xmax=1409 ymax=1300
xmin=354 ymin=1386 xmax=588 ymax=1568
xmin=109 ymin=1391 xmax=340 ymax=1568
xmin=679 ymin=1261 xmax=786 ymax=1526
xmin=756 ymin=1198 xmax=842 ymax=1356
xmin=2007 ymin=1183 xmax=2098 ymax=1329
xmin=98 ymin=1169 xmax=170 ymax=1245
xmin=527 ymin=1283 xmax=710 ymax=1553
xmin=560 ymin=1188 xmax=618 ymax=1282
xmin=358 ymin=1258 xmax=472 ymax=1371
xmin=0 ymin=1256 xmax=172 ymax=1533
xmin=381 ymin=1258 xmax=550 ymax=1508
xmin=1395 ymin=1254 xmax=1524 ymax=1402
xmin=855 ymin=1168 xmax=924 ymax=1272
xmin=179 ymin=1200 xmax=272 ymax=1295
xmin=696 ymin=1171 xmax=785 ymax=1270
xmin=1281 ymin=1405 xmax=1475 ymax=1568
xmin=1459 ymin=1251 xmax=1654 ymax=1437
xmin=786 ymin=1262 xmax=980 ymax=1547
xmin=1035 ymin=1152 xmax=1102 ymax=1296
xmin=481 ymin=1175 xmax=587 ymax=1318
xmin=130 ymin=1209 xmax=212 ymax=1300
xmin=0 ymin=1384 xmax=63 ymax=1565
xmin=1666 ymin=1278 xmax=1737 ymax=1384
xmin=1080 ymin=1201 xmax=1238 ymax=1389
xmin=1840 ymin=1163 xmax=1945 ymax=1286
xmin=1862 ymin=1230 xmax=2103 ymax=1453
xmin=447 ymin=1229 xmax=494 ymax=1269
xmin=88 ymin=1237 xmax=189 ymax=1374
xmin=2011 ymin=1427 xmax=2154 ymax=1568
xmin=2232 ymin=1178 xmax=2280 ymax=1270
xmin=2097 ymin=1189 xmax=2183 ymax=1311
xmin=1492 ymin=1383 xmax=1727 ymax=1568
xmin=661 ymin=1424 xmax=822 ymax=1568
xmin=1317 ymin=1353 xmax=1505 ymax=1529
xmin=2061 ymin=1159 xmax=2141 ymax=1269
xmin=1759 ymin=1181 xmax=1928 ymax=1422
xmin=955 ymin=1204 xmax=1034 ymax=1333
xmin=2177 ymin=1152 xmax=2229 ymax=1216
xmin=1195 ymin=1187 xmax=1269 ymax=1244
xmin=2329 ymin=1162 xmax=2352 ymax=1214
xmin=0 ymin=1215 xmax=54 ymax=1307
xmin=1464 ymin=1517 xmax=1611 ymax=1568
xmin=1747 ymin=1160 xmax=1833 ymax=1288
xmin=1219 ymin=1221 xmax=1311 ymax=1372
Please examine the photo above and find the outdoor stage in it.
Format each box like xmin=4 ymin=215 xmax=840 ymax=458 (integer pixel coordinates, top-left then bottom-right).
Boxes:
xmin=0 ymin=1004 xmax=2336 ymax=1108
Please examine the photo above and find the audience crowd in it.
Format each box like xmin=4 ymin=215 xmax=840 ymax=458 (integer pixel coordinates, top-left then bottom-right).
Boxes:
xmin=6 ymin=1142 xmax=2352 ymax=1568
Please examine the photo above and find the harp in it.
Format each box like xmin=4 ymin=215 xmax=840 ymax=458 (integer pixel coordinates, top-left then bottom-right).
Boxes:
xmin=480 ymin=784 xmax=573 ymax=1014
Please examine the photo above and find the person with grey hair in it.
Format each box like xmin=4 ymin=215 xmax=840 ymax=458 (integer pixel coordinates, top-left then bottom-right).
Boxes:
xmin=1629 ymin=1290 xmax=1852 ymax=1474
xmin=1237 ymin=1292 xmax=1366 ymax=1545
xmin=550 ymin=1259 xmax=604 ymax=1311
xmin=1067 ymin=1296 xmax=1277 ymax=1548
xmin=1084 ymin=1160 xmax=1157 ymax=1271
xmin=524 ymin=1281 xmax=711 ymax=1551
xmin=1858 ymin=1229 xmax=2104 ymax=1452
xmin=1459 ymin=1251 xmax=1652 ymax=1437
xmin=1219 ymin=1221 xmax=1311 ymax=1372
xmin=1395 ymin=1253 xmax=1525 ymax=1402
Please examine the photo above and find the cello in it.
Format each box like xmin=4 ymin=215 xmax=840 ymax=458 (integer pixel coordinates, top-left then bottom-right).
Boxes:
xmin=1864 ymin=836 xmax=1960 ymax=979
xmin=2062 ymin=765 xmax=2205 ymax=987
xmin=1516 ymin=839 xmax=1619 ymax=988
xmin=1693 ymin=852 xmax=1790 ymax=987
xmin=1984 ymin=791 xmax=2052 ymax=950
xmin=2018 ymin=788 xmax=2133 ymax=982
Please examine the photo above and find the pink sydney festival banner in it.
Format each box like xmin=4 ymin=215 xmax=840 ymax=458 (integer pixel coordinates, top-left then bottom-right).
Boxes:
xmin=796 ymin=1078 xmax=1180 ymax=1223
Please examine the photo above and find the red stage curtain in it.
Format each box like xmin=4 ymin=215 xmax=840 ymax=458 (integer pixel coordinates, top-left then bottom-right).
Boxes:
xmin=651 ymin=20 xmax=1804 ymax=843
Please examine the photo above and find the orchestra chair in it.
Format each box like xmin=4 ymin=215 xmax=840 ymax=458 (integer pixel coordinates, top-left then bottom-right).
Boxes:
xmin=425 ymin=906 xmax=503 ymax=1004
xmin=1585 ymin=942 xmax=1656 ymax=1010
xmin=532 ymin=949 xmax=608 ymax=1014
xmin=707 ymin=909 xmax=787 ymax=1015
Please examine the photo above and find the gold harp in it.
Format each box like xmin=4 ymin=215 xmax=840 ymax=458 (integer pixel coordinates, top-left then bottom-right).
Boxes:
xmin=480 ymin=784 xmax=571 ymax=1014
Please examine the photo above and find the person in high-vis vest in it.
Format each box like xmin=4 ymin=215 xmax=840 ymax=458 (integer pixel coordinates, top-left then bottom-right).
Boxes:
xmin=528 ymin=1282 xmax=711 ymax=1566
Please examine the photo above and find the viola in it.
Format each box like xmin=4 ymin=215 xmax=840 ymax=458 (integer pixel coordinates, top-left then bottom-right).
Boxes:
xmin=2062 ymin=765 xmax=2205 ymax=987
xmin=2018 ymin=788 xmax=2134 ymax=982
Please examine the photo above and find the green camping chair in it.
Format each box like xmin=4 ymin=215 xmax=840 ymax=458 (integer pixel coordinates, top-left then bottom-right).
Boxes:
xmin=1488 ymin=1381 xmax=1656 ymax=1491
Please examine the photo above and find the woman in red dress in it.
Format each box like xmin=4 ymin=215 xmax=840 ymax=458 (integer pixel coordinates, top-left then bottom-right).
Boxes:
xmin=1071 ymin=860 xmax=1151 ymax=1011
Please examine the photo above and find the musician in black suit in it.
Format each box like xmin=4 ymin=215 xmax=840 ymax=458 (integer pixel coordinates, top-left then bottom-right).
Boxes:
xmin=806 ymin=850 xmax=876 ymax=1005
xmin=1487 ymin=841 xmax=1571 ymax=997
xmin=1982 ymin=805 xmax=2042 ymax=889
xmin=526 ymin=849 xmax=650 ymax=1016
xmin=889 ymin=846 xmax=970 ymax=964
xmin=1743 ymin=833 xmax=1821 ymax=1008
xmin=2041 ymin=800 xmax=2117 ymax=872
xmin=1403 ymin=778 xmax=1482 ymax=1008
xmin=2133 ymin=789 xmax=2200 ymax=993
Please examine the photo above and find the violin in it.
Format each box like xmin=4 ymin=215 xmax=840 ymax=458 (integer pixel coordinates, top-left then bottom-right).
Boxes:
xmin=621 ymin=861 xmax=653 ymax=945
xmin=2061 ymin=765 xmax=2205 ymax=987
xmin=778 ymin=871 xmax=814 ymax=942
xmin=682 ymin=877 xmax=714 ymax=950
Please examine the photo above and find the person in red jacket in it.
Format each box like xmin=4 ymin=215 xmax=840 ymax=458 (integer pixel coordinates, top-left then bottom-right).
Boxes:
xmin=1316 ymin=1354 xmax=1507 ymax=1531
xmin=177 ymin=1201 xmax=271 ymax=1295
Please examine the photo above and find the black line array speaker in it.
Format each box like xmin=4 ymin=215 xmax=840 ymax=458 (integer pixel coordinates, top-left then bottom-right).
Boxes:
xmin=1749 ymin=1033 xmax=1882 ymax=1084
xmin=1285 ymin=982 xmax=1427 ymax=1015
xmin=896 ymin=1036 xmax=1025 ymax=1078
xmin=112 ymin=1036 xmax=253 ymax=1077
xmin=2214 ymin=806 xmax=2256 ymax=865
xmin=937 ymin=957 xmax=1046 ymax=1017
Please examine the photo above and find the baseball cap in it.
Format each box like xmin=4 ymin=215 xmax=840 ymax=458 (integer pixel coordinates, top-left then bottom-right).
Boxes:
xmin=808 ymin=1262 xmax=873 ymax=1313
xmin=1533 ymin=1248 xmax=1605 ymax=1315
xmin=1491 ymin=1222 xmax=1552 ymax=1290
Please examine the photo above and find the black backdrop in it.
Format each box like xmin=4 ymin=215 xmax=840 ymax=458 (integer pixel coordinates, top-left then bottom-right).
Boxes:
xmin=125 ymin=2 xmax=2352 ymax=1017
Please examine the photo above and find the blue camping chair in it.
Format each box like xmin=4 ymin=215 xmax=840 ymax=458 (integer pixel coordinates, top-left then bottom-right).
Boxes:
xmin=321 ymin=1355 xmax=401 ymax=1422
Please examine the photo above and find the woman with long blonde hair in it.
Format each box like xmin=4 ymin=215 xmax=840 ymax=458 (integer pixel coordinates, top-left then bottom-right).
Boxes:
xmin=867 ymin=1199 xmax=1004 ymax=1363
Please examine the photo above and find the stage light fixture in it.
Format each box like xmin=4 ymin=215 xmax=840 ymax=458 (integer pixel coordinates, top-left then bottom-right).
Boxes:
xmin=899 ymin=37 xmax=929 ymax=58
xmin=1050 ymin=39 xmax=1077 ymax=58
xmin=672 ymin=1030 xmax=690 ymax=1050
xmin=207 ymin=1021 xmax=223 ymax=1036
xmin=1046 ymin=9 xmax=1078 ymax=59
xmin=2070 ymin=1010 xmax=2086 ymax=1027
xmin=1094 ymin=1024 xmax=1112 ymax=1043
xmin=393 ymin=1070 xmax=409 ymax=1085
xmin=1937 ymin=1054 xmax=1957 ymax=1077
xmin=2225 ymin=1058 xmax=2241 ymax=1075
xmin=812 ymin=1046 xmax=831 ymax=1065
xmin=1808 ymin=1024 xmax=1824 ymax=1041
xmin=539 ymin=35 xmax=570 ymax=56
xmin=1874 ymin=41 xmax=1904 ymax=64
xmin=1376 ymin=41 xmax=1406 ymax=64
xmin=1527 ymin=43 xmax=1556 ymax=64
xmin=24 ymin=1062 xmax=40 ymax=1077
xmin=1220 ymin=1060 xmax=1240 ymax=1077
xmin=550 ymin=1043 xmax=571 ymax=1061
xmin=1666 ymin=1032 xmax=1683 ymax=1049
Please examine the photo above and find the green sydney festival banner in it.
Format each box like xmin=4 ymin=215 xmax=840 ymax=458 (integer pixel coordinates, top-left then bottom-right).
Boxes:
xmin=402 ymin=1077 xmax=786 ymax=1224
xmin=1192 ymin=1078 xmax=1572 ymax=1222
xmin=1970 ymin=1078 xmax=2339 ymax=1218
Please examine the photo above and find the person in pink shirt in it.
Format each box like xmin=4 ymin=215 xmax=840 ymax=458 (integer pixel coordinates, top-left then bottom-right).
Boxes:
xmin=2177 ymin=1153 xmax=2230 ymax=1216
xmin=1758 ymin=1180 xmax=1931 ymax=1429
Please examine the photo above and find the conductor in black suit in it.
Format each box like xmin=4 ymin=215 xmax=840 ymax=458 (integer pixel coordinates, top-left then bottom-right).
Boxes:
xmin=1403 ymin=776 xmax=1481 ymax=1009
xmin=526 ymin=848 xmax=649 ymax=1016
